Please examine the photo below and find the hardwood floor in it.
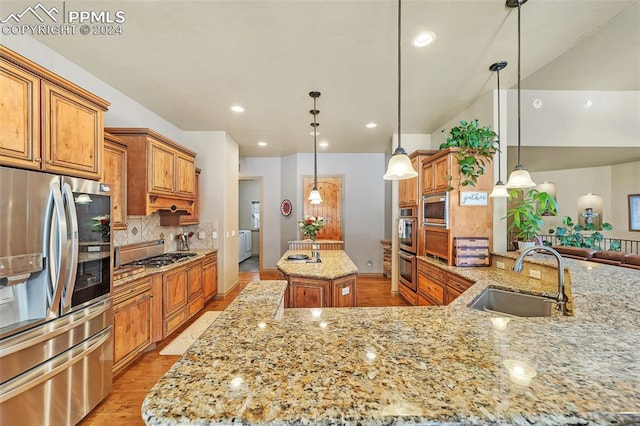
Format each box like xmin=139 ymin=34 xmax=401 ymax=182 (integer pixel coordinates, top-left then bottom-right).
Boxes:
xmin=80 ymin=272 xmax=406 ymax=425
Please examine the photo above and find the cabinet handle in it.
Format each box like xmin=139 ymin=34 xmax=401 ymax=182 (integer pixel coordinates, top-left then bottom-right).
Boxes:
xmin=34 ymin=157 xmax=41 ymax=162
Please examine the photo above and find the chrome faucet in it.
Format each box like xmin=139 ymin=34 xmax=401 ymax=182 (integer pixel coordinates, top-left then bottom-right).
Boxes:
xmin=512 ymin=245 xmax=568 ymax=314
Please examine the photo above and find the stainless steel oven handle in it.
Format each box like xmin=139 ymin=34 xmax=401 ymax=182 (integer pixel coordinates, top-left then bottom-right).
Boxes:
xmin=0 ymin=326 xmax=111 ymax=404
xmin=61 ymin=183 xmax=79 ymax=311
xmin=46 ymin=181 xmax=67 ymax=318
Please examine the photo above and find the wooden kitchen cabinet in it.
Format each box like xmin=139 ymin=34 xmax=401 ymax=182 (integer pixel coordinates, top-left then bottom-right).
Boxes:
xmin=103 ymin=133 xmax=128 ymax=230
xmin=162 ymin=265 xmax=188 ymax=337
xmin=203 ymin=252 xmax=218 ymax=302
xmin=104 ymin=128 xmax=197 ymax=216
xmin=179 ymin=169 xmax=201 ymax=226
xmin=186 ymin=260 xmax=204 ymax=319
xmin=288 ymin=277 xmax=331 ymax=308
xmin=0 ymin=46 xmax=109 ymax=179
xmin=113 ymin=276 xmax=153 ymax=377
xmin=398 ymin=156 xmax=419 ymax=207
xmin=420 ymin=148 xmax=493 ymax=265
xmin=42 ymin=82 xmax=104 ymax=179
xmin=0 ymin=57 xmax=40 ymax=170
xmin=422 ymin=154 xmax=450 ymax=194
xmin=446 ymin=273 xmax=473 ymax=304
xmin=332 ymin=275 xmax=357 ymax=308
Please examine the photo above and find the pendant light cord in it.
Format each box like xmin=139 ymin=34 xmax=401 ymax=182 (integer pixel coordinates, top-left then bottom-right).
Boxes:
xmin=516 ymin=0 xmax=522 ymax=166
xmin=497 ymin=68 xmax=502 ymax=179
xmin=313 ymin=96 xmax=318 ymax=189
xmin=397 ymin=0 xmax=402 ymax=150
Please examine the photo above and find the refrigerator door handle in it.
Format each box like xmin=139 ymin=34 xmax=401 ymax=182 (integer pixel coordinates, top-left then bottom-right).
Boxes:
xmin=46 ymin=181 xmax=68 ymax=318
xmin=0 ymin=326 xmax=112 ymax=404
xmin=61 ymin=182 xmax=79 ymax=311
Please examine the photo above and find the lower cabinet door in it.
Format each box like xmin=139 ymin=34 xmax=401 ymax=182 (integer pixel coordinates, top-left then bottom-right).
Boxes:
xmin=289 ymin=277 xmax=330 ymax=308
xmin=332 ymin=275 xmax=357 ymax=307
xmin=398 ymin=282 xmax=417 ymax=306
xmin=113 ymin=290 xmax=152 ymax=375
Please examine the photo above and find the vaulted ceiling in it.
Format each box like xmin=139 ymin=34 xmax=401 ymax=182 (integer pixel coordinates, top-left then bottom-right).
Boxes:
xmin=4 ymin=0 xmax=639 ymax=169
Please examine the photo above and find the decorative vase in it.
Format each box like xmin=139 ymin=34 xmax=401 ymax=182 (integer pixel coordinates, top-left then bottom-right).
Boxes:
xmin=517 ymin=241 xmax=535 ymax=252
xmin=102 ymin=234 xmax=110 ymax=243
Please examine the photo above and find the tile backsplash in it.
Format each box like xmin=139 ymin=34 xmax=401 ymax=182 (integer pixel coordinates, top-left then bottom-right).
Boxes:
xmin=114 ymin=212 xmax=218 ymax=252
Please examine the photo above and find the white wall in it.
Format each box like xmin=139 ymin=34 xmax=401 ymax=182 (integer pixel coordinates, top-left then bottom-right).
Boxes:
xmin=533 ymin=161 xmax=640 ymax=242
xmin=239 ymin=157 xmax=282 ymax=267
xmin=506 ymin=90 xmax=640 ymax=149
xmin=2 ymin=36 xmax=184 ymax=142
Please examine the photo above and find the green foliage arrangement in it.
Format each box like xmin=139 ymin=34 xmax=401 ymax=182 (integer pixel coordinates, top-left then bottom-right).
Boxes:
xmin=549 ymin=216 xmax=615 ymax=251
xmin=505 ymin=189 xmax=558 ymax=242
xmin=439 ymin=119 xmax=498 ymax=188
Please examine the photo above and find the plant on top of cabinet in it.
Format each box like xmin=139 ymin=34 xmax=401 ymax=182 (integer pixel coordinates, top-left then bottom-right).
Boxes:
xmin=439 ymin=119 xmax=498 ymax=189
xmin=505 ymin=188 xmax=557 ymax=248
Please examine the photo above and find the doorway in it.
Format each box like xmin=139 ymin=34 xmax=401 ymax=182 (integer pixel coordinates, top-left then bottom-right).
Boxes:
xmin=239 ymin=178 xmax=261 ymax=272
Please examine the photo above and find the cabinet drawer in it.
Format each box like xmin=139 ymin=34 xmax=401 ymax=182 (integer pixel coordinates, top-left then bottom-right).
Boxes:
xmin=417 ymin=292 xmax=437 ymax=306
xmin=417 ymin=273 xmax=445 ymax=305
xmin=187 ymin=295 xmax=204 ymax=317
xmin=418 ymin=260 xmax=446 ymax=283
xmin=398 ymin=282 xmax=417 ymax=305
xmin=164 ymin=309 xmax=186 ymax=337
xmin=447 ymin=274 xmax=473 ymax=293
xmin=113 ymin=277 xmax=152 ymax=304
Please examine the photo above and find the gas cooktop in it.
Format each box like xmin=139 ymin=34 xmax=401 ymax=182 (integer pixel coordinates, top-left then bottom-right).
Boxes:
xmin=123 ymin=252 xmax=197 ymax=268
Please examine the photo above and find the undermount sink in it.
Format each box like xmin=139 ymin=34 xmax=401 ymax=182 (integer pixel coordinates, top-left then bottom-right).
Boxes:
xmin=468 ymin=287 xmax=556 ymax=317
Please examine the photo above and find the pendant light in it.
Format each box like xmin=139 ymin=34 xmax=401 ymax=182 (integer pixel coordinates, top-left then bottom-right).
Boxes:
xmin=308 ymin=91 xmax=323 ymax=204
xmin=383 ymin=0 xmax=418 ymax=180
xmin=505 ymin=0 xmax=536 ymax=189
xmin=489 ymin=61 xmax=509 ymax=198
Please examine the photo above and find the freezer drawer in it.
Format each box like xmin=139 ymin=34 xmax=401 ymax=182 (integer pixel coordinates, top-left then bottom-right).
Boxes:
xmin=0 ymin=298 xmax=112 ymax=384
xmin=0 ymin=326 xmax=113 ymax=426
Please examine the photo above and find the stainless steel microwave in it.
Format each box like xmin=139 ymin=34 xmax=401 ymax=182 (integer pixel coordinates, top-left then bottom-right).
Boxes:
xmin=422 ymin=192 xmax=449 ymax=228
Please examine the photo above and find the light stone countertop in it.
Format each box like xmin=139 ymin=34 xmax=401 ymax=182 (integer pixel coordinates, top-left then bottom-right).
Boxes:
xmin=113 ymin=249 xmax=217 ymax=287
xmin=276 ymin=249 xmax=358 ymax=279
xmin=142 ymin=252 xmax=640 ymax=425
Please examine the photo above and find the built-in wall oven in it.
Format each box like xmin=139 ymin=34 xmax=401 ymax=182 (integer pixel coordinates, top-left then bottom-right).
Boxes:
xmin=398 ymin=249 xmax=417 ymax=292
xmin=399 ymin=207 xmax=417 ymax=254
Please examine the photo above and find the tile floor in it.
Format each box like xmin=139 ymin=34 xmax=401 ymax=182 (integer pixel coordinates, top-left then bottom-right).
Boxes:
xmin=239 ymin=255 xmax=259 ymax=272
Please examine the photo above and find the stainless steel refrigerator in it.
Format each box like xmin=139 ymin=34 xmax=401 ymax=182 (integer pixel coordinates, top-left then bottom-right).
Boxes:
xmin=0 ymin=166 xmax=113 ymax=425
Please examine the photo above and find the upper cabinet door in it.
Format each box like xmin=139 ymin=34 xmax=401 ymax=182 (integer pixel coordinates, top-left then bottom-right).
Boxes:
xmin=103 ymin=134 xmax=128 ymax=230
xmin=0 ymin=59 xmax=40 ymax=170
xmin=175 ymin=152 xmax=196 ymax=198
xmin=42 ymin=81 xmax=103 ymax=179
xmin=148 ymin=138 xmax=176 ymax=195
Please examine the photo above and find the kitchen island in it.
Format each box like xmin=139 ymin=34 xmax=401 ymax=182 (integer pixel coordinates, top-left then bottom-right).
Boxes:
xmin=276 ymin=249 xmax=358 ymax=308
xmin=142 ymin=253 xmax=640 ymax=425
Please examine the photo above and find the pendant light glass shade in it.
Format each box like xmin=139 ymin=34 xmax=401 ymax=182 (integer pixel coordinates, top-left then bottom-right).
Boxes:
xmin=383 ymin=0 xmax=418 ymax=181
xmin=383 ymin=147 xmax=418 ymax=180
xmin=506 ymin=0 xmax=535 ymax=190
xmin=308 ymin=189 xmax=322 ymax=204
xmin=506 ymin=165 xmax=536 ymax=188
xmin=489 ymin=181 xmax=509 ymax=198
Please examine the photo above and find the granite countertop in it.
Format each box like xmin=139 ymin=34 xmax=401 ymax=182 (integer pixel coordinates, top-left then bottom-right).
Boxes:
xmin=276 ymin=249 xmax=358 ymax=280
xmin=113 ymin=249 xmax=217 ymax=287
xmin=142 ymin=253 xmax=640 ymax=425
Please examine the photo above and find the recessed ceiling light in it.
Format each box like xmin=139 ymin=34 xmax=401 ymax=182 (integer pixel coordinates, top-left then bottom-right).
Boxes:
xmin=319 ymin=141 xmax=329 ymax=148
xmin=309 ymin=131 xmax=320 ymax=136
xmin=584 ymin=100 xmax=593 ymax=108
xmin=532 ymin=98 xmax=543 ymax=109
xmin=230 ymin=105 xmax=245 ymax=113
xmin=365 ymin=122 xmax=378 ymax=129
xmin=257 ymin=141 xmax=267 ymax=147
xmin=411 ymin=31 xmax=436 ymax=48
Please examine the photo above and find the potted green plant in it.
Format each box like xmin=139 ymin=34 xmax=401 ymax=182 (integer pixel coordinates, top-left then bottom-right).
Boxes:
xmin=549 ymin=216 xmax=615 ymax=250
xmin=439 ymin=119 xmax=498 ymax=188
xmin=505 ymin=189 xmax=558 ymax=251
